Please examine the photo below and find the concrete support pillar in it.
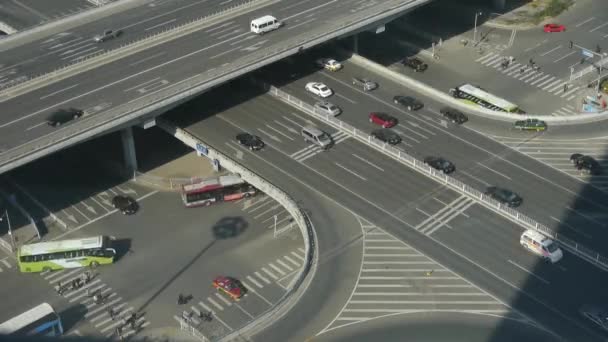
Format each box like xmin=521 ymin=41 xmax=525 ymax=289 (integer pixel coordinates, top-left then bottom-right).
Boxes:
xmin=493 ymin=0 xmax=505 ymax=11
xmin=121 ymin=127 xmax=138 ymax=178
xmin=353 ymin=34 xmax=359 ymax=54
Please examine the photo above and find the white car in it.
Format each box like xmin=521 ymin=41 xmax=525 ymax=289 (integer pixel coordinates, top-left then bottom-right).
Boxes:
xmin=305 ymin=82 xmax=333 ymax=98
xmin=316 ymin=58 xmax=342 ymax=71
xmin=314 ymin=101 xmax=341 ymax=116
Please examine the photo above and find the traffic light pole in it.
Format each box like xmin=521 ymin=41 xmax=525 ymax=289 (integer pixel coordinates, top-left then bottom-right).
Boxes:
xmin=570 ymin=41 xmax=606 ymax=93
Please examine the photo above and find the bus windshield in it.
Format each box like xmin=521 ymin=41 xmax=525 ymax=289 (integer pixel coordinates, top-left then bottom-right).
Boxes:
xmin=17 ymin=236 xmax=116 ymax=273
xmin=181 ymin=175 xmax=257 ymax=207
xmin=0 ymin=303 xmax=63 ymax=337
xmin=450 ymin=83 xmax=521 ymax=113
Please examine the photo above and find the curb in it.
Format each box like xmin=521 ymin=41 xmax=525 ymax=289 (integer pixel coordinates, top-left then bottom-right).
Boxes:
xmin=346 ymin=52 xmax=608 ymax=125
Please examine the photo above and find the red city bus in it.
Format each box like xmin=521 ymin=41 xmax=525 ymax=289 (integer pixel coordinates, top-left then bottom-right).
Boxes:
xmin=181 ymin=175 xmax=257 ymax=208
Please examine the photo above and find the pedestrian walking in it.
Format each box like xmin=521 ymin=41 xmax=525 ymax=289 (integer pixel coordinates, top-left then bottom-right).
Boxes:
xmin=84 ymin=271 xmax=91 ymax=283
xmin=177 ymin=294 xmax=185 ymax=305
xmin=54 ymin=284 xmax=61 ymax=295
xmin=564 ymin=84 xmax=568 ymax=93
xmin=520 ymin=67 xmax=525 ymax=74
xmin=597 ymin=44 xmax=601 ymax=53
xmin=107 ymin=307 xmax=115 ymax=320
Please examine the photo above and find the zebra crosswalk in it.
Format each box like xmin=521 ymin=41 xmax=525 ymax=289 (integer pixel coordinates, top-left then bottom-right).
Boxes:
xmin=0 ymin=257 xmax=13 ymax=272
xmin=42 ymin=268 xmax=149 ymax=338
xmin=475 ymin=52 xmax=581 ymax=104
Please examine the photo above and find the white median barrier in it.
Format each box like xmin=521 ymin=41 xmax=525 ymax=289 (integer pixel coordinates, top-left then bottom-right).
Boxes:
xmin=263 ymin=81 xmax=608 ymax=272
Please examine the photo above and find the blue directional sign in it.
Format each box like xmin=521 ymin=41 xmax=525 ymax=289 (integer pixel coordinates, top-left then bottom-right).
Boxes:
xmin=196 ymin=143 xmax=208 ymax=156
xmin=582 ymin=49 xmax=594 ymax=58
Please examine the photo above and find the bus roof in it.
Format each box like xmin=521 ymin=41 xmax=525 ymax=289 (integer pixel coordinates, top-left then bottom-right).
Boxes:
xmin=0 ymin=303 xmax=55 ymax=334
xmin=459 ymin=84 xmax=518 ymax=111
xmin=19 ymin=236 xmax=104 ymax=256
xmin=251 ymin=15 xmax=277 ymax=25
xmin=182 ymin=174 xmax=245 ymax=193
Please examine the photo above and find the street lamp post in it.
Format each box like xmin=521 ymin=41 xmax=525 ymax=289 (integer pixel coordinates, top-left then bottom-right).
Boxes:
xmin=473 ymin=11 xmax=483 ymax=44
xmin=1 ymin=209 xmax=14 ymax=249
xmin=273 ymin=214 xmax=278 ymax=238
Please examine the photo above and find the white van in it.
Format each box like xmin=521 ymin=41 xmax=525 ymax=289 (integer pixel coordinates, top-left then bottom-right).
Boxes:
xmin=250 ymin=15 xmax=282 ymax=35
xmin=301 ymin=126 xmax=332 ymax=150
xmin=520 ymin=230 xmax=563 ymax=263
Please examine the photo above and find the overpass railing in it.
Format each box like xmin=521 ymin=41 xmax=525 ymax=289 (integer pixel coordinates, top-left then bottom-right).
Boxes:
xmin=156 ymin=119 xmax=318 ymax=341
xmin=263 ymin=82 xmax=608 ymax=272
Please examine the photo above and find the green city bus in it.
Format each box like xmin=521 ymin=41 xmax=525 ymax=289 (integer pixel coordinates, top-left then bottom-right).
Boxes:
xmin=17 ymin=236 xmax=116 ymax=273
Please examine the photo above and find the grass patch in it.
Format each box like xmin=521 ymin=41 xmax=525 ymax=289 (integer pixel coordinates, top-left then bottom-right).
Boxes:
xmin=532 ymin=0 xmax=574 ymax=24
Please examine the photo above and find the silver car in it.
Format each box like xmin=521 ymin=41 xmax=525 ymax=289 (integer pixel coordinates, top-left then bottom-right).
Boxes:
xmin=93 ymin=30 xmax=122 ymax=43
xmin=352 ymin=77 xmax=378 ymax=91
xmin=314 ymin=101 xmax=341 ymax=116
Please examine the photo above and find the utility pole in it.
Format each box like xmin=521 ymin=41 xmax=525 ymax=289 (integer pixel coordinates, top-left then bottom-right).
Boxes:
xmin=273 ymin=215 xmax=278 ymax=238
xmin=473 ymin=11 xmax=483 ymax=44
xmin=571 ymin=42 xmax=607 ymax=92
xmin=1 ymin=209 xmax=14 ymax=249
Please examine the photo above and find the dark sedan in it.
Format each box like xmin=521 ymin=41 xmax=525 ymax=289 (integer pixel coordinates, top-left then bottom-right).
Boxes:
xmin=371 ymin=129 xmax=401 ymax=145
xmin=485 ymin=186 xmax=522 ymax=207
xmin=570 ymin=154 xmax=601 ymax=175
xmin=236 ymin=133 xmax=264 ymax=150
xmin=112 ymin=195 xmax=138 ymax=215
xmin=402 ymin=57 xmax=428 ymax=72
xmin=423 ymin=157 xmax=455 ymax=174
xmin=46 ymin=108 xmax=84 ymax=127
xmin=439 ymin=107 xmax=468 ymax=124
xmin=393 ymin=96 xmax=423 ymax=110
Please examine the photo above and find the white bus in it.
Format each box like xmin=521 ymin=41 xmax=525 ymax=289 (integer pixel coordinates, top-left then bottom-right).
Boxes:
xmin=18 ymin=235 xmax=116 ymax=273
xmin=0 ymin=303 xmax=63 ymax=337
xmin=250 ymin=15 xmax=282 ymax=34
xmin=449 ymin=84 xmax=524 ymax=114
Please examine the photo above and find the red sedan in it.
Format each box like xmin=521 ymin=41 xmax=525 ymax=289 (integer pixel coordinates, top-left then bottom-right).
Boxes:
xmin=369 ymin=112 xmax=398 ymax=128
xmin=212 ymin=276 xmax=245 ymax=300
xmin=544 ymin=23 xmax=566 ymax=32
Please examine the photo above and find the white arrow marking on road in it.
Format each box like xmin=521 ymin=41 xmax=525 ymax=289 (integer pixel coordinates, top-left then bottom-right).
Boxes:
xmin=116 ymin=186 xmax=137 ymax=195
xmin=83 ymin=203 xmax=97 ymax=215
xmin=101 ymin=198 xmax=113 ymax=207
xmin=242 ymin=39 xmax=268 ymax=52
xmin=257 ymin=128 xmax=282 ymax=143
xmin=63 ymin=210 xmax=78 ymax=224
xmin=225 ymin=142 xmax=244 ymax=160
xmin=98 ymin=191 xmax=109 ymax=197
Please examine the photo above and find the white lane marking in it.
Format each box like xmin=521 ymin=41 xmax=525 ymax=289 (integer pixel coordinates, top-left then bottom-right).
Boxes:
xmin=26 ymin=122 xmax=46 ymax=131
xmin=335 ymin=93 xmax=357 ymax=104
xmin=549 ymin=216 xmax=592 ymax=238
xmin=575 ymin=17 xmax=595 ymax=27
xmin=84 ymin=297 xmax=122 ymax=318
xmin=459 ymin=170 xmax=491 ymax=186
xmin=351 ymin=153 xmax=384 ymax=171
xmin=283 ymin=0 xmax=337 ymax=20
xmin=590 ymin=22 xmax=608 ymax=32
xmin=553 ymin=51 xmax=576 ymax=63
xmin=145 ymin=18 xmax=177 ymax=31
xmin=265 ymin=124 xmax=295 ymax=140
xmin=123 ymin=77 xmax=161 ymax=92
xmin=204 ymin=21 xmax=234 ymax=33
xmin=276 ymin=259 xmax=293 ymax=271
xmin=207 ymin=297 xmax=224 ymax=310
xmin=291 ymin=251 xmax=305 ymax=261
xmin=507 ymin=260 xmax=550 ymax=285
xmin=539 ymin=45 xmax=562 ymax=56
xmin=254 ymin=271 xmax=271 ymax=284
xmin=246 ymin=275 xmax=263 ymax=288
xmin=283 ymin=255 xmax=300 ymax=267
xmin=334 ymin=162 xmax=367 ymax=181
xmin=210 ymin=45 xmax=243 ymax=59
xmin=129 ymin=52 xmax=167 ymax=66
xmin=121 ymin=0 xmax=209 ymax=30
xmin=215 ymin=292 xmax=233 ymax=306
xmin=477 ymin=162 xmax=512 ymax=180
xmin=240 ymin=281 xmax=274 ymax=305
xmin=268 ymin=263 xmax=286 ymax=276
xmin=39 ymin=84 xmax=79 ymax=100
xmin=1 ymin=259 xmax=11 ymax=268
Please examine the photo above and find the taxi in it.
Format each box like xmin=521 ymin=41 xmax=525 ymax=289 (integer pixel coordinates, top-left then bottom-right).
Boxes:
xmin=212 ymin=276 xmax=246 ymax=300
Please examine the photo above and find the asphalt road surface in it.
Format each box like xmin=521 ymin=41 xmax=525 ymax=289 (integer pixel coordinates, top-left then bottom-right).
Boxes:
xmin=167 ymin=81 xmax=608 ymax=341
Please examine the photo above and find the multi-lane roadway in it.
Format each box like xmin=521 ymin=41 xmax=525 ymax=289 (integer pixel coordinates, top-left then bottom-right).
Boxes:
xmin=164 ymin=59 xmax=608 ymax=340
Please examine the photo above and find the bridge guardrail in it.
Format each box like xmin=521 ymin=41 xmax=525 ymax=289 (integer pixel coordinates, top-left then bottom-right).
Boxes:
xmin=264 ymin=83 xmax=608 ymax=272
xmin=0 ymin=0 xmax=276 ymax=95
xmin=0 ymin=0 xmax=428 ymax=175
xmin=156 ymin=119 xmax=318 ymax=341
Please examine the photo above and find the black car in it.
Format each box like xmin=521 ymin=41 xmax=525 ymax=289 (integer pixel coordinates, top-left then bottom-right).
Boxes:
xmin=570 ymin=154 xmax=601 ymax=175
xmin=393 ymin=96 xmax=423 ymax=110
xmin=423 ymin=156 xmax=455 ymax=174
xmin=580 ymin=305 xmax=608 ymax=331
xmin=439 ymin=107 xmax=468 ymax=124
xmin=402 ymin=57 xmax=428 ymax=72
xmin=46 ymin=108 xmax=84 ymax=127
xmin=371 ymin=129 xmax=401 ymax=145
xmin=485 ymin=186 xmax=522 ymax=207
xmin=236 ymin=133 xmax=264 ymax=151
xmin=112 ymin=195 xmax=138 ymax=215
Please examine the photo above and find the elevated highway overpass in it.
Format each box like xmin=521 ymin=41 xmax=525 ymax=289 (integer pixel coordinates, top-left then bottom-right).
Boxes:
xmin=0 ymin=0 xmax=431 ymax=175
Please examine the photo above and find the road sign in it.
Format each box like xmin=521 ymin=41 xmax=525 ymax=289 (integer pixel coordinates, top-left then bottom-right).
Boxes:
xmin=196 ymin=143 xmax=208 ymax=156
xmin=582 ymin=49 xmax=594 ymax=58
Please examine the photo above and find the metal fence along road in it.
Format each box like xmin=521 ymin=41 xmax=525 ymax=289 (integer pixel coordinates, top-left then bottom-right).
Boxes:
xmin=156 ymin=119 xmax=318 ymax=342
xmin=263 ymin=83 xmax=608 ymax=272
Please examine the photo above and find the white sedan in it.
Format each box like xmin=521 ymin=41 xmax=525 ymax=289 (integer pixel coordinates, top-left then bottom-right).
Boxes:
xmin=316 ymin=58 xmax=342 ymax=71
xmin=305 ymin=82 xmax=333 ymax=98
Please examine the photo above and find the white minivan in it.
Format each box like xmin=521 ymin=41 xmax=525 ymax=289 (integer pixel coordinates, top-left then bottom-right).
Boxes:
xmin=520 ymin=230 xmax=563 ymax=263
xmin=250 ymin=15 xmax=282 ymax=34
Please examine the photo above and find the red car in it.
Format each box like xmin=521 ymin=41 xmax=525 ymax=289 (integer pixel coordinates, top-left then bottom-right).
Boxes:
xmin=544 ymin=23 xmax=565 ymax=32
xmin=369 ymin=112 xmax=397 ymax=128
xmin=212 ymin=276 xmax=245 ymax=300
